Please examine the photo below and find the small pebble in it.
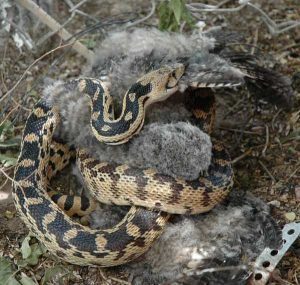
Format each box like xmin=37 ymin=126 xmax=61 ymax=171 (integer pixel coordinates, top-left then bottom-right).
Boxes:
xmin=0 ymin=191 xmax=9 ymax=200
xmin=284 ymin=212 xmax=296 ymax=221
xmin=4 ymin=210 xmax=14 ymax=219
xmin=268 ymin=200 xmax=281 ymax=207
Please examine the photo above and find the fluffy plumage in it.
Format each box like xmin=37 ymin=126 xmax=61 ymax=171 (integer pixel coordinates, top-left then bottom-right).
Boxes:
xmin=43 ymin=28 xmax=288 ymax=284
xmin=88 ymin=192 xmax=281 ymax=285
xmin=84 ymin=28 xmax=294 ymax=109
xmin=84 ymin=29 xmax=244 ymax=104
xmin=124 ymin=191 xmax=282 ymax=285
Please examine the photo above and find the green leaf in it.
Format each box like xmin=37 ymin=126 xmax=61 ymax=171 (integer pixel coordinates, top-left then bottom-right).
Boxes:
xmin=26 ymin=90 xmax=38 ymax=99
xmin=80 ymin=38 xmax=96 ymax=49
xmin=169 ymin=0 xmax=182 ymax=24
xmin=41 ymin=265 xmax=71 ymax=285
xmin=19 ymin=276 xmax=36 ymax=285
xmin=23 ymin=243 xmax=46 ymax=266
xmin=0 ymin=121 xmax=13 ymax=137
xmin=0 ymin=136 xmax=21 ymax=149
xmin=158 ymin=1 xmax=172 ymax=30
xmin=20 ymin=236 xmax=32 ymax=259
xmin=0 ymin=121 xmax=20 ymax=153
xmin=181 ymin=5 xmax=195 ymax=27
xmin=157 ymin=0 xmax=194 ymax=31
xmin=0 ymin=153 xmax=18 ymax=167
xmin=281 ymin=129 xmax=300 ymax=143
xmin=18 ymin=237 xmax=47 ymax=267
xmin=0 ymin=257 xmax=20 ymax=285
xmin=7 ymin=277 xmax=21 ymax=285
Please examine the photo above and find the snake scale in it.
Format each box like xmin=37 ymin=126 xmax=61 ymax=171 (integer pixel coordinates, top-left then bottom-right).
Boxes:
xmin=13 ymin=64 xmax=234 ymax=266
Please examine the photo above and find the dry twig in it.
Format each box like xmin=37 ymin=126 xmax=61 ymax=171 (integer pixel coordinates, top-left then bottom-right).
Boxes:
xmin=0 ymin=42 xmax=73 ymax=104
xmin=231 ymin=149 xmax=253 ymax=164
xmin=125 ymin=0 xmax=156 ymax=28
xmin=187 ymin=0 xmax=300 ymax=35
xmin=258 ymin=160 xmax=276 ymax=183
xmin=261 ymin=125 xmax=269 ymax=157
xmin=15 ymin=0 xmax=94 ymax=61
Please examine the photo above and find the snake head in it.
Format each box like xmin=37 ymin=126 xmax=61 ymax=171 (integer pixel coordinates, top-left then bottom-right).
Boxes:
xmin=139 ymin=63 xmax=185 ymax=106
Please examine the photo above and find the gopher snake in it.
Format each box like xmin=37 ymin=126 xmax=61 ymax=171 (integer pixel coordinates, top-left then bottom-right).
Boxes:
xmin=13 ymin=65 xmax=233 ymax=266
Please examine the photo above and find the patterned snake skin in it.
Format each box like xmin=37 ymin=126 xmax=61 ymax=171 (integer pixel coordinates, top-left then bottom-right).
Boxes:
xmin=13 ymin=65 xmax=233 ymax=266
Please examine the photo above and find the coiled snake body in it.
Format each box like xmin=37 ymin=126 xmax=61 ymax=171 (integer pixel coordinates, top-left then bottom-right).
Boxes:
xmin=13 ymin=64 xmax=233 ymax=266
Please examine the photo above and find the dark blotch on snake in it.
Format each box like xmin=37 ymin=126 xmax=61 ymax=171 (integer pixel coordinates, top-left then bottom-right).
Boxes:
xmin=28 ymin=200 xmax=53 ymax=234
xmin=19 ymin=141 xmax=39 ymax=165
xmin=201 ymin=190 xmax=211 ymax=207
xmin=186 ymin=179 xmax=206 ymax=190
xmin=90 ymin=169 xmax=98 ymax=178
xmin=85 ymin=159 xmax=101 ymax=170
xmin=46 ymin=212 xmax=74 ymax=250
xmin=80 ymin=196 xmax=92 ymax=211
xmin=48 ymin=161 xmax=56 ymax=171
xmin=135 ymin=176 xmax=149 ymax=201
xmin=15 ymin=165 xmax=36 ymax=181
xmin=69 ymin=231 xmax=107 ymax=258
xmin=124 ymin=167 xmax=145 ymax=178
xmin=57 ymin=149 xmax=65 ymax=157
xmin=49 ymin=148 xmax=55 ymax=157
xmin=49 ymin=121 xmax=54 ymax=132
xmin=103 ymin=226 xmax=136 ymax=252
xmin=73 ymin=251 xmax=84 ymax=258
xmin=64 ymin=196 xmax=75 ymax=211
xmin=127 ymin=82 xmax=152 ymax=98
xmin=83 ymin=79 xmax=101 ymax=97
xmin=50 ymin=193 xmax=61 ymax=204
xmin=98 ymin=164 xmax=118 ymax=174
xmin=132 ymin=236 xmax=146 ymax=248
xmin=56 ymin=250 xmax=66 ymax=258
xmin=130 ymin=210 xmax=165 ymax=235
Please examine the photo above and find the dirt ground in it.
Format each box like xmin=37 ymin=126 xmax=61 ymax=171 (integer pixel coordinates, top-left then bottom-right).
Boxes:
xmin=0 ymin=0 xmax=299 ymax=284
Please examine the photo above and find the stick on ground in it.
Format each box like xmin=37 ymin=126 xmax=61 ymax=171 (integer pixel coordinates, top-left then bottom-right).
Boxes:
xmin=15 ymin=0 xmax=94 ymax=61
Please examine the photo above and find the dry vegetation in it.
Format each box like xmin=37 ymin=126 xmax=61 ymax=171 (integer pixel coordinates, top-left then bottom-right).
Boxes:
xmin=0 ymin=0 xmax=299 ymax=284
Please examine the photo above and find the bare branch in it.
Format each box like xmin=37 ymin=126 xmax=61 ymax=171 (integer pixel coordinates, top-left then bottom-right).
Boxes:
xmin=15 ymin=0 xmax=94 ymax=61
xmin=125 ymin=0 xmax=156 ymax=28
xmin=36 ymin=11 xmax=76 ymax=47
xmin=69 ymin=0 xmax=89 ymax=12
xmin=187 ymin=0 xmax=300 ymax=35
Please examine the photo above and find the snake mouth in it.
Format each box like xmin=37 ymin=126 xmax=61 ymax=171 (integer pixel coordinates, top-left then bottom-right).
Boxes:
xmin=166 ymin=85 xmax=179 ymax=95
